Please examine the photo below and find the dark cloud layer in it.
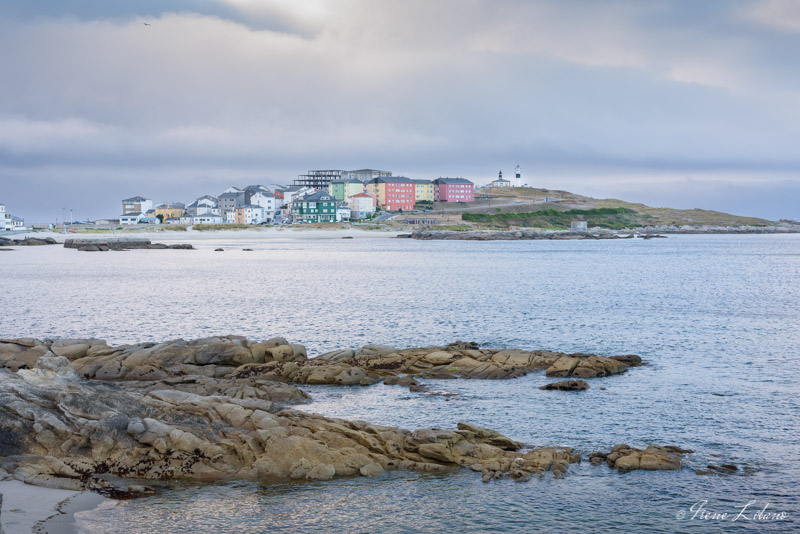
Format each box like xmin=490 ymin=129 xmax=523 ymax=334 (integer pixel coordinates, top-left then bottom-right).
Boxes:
xmin=0 ymin=0 xmax=798 ymax=221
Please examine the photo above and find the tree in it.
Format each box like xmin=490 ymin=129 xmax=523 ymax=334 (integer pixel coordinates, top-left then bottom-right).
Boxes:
xmin=156 ymin=214 xmax=164 ymax=223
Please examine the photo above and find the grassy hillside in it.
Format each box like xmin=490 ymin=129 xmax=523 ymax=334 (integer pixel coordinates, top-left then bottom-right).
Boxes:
xmin=457 ymin=187 xmax=776 ymax=228
xmin=462 ymin=207 xmax=643 ymax=230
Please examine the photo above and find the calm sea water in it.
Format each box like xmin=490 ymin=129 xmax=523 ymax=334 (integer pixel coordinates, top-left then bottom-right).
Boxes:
xmin=2 ymin=233 xmax=798 ymax=532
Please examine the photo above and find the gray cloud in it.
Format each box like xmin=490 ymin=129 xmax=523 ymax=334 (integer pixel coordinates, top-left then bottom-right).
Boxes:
xmin=1 ymin=0 xmax=799 ymax=221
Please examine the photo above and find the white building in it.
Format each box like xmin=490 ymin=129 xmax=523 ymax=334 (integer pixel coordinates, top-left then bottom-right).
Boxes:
xmin=514 ymin=165 xmax=523 ymax=187
xmin=347 ymin=193 xmax=377 ymax=219
xmin=282 ymin=186 xmax=316 ymax=209
xmin=235 ymin=204 xmax=267 ymax=224
xmin=120 ymin=212 xmax=143 ymax=225
xmin=247 ymin=192 xmax=277 ymax=214
xmin=571 ymin=219 xmax=588 ymax=231
xmin=489 ymin=171 xmax=511 ymax=188
xmin=1 ymin=204 xmax=13 ymax=231
xmin=186 ymin=196 xmax=220 ymax=216
xmin=336 ymin=203 xmax=352 ymax=222
xmin=12 ymin=216 xmax=24 ymax=229
xmin=122 ymin=196 xmax=153 ymax=215
xmin=192 ymin=213 xmax=223 ymax=225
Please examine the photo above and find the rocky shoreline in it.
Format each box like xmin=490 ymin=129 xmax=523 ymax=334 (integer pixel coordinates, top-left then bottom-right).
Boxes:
xmin=403 ymin=222 xmax=800 ymax=240
xmin=0 ymin=335 xmax=694 ymax=500
xmin=63 ymin=239 xmax=194 ymax=251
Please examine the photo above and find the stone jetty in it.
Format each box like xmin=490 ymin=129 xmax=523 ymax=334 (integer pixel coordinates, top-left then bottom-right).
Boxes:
xmin=0 ymin=335 xmax=692 ymax=495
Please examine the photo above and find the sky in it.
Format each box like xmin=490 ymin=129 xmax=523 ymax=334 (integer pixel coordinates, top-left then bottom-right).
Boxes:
xmin=1 ymin=0 xmax=799 ymax=222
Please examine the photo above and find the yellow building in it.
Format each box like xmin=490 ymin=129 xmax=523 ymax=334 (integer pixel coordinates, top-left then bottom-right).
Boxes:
xmin=154 ymin=202 xmax=185 ymax=221
xmin=412 ymin=180 xmax=434 ymax=202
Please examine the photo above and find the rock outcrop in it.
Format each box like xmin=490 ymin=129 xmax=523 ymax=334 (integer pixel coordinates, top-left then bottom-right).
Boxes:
xmin=0 ymin=356 xmax=577 ymax=492
xmin=0 ymin=338 xmax=642 ymax=386
xmin=286 ymin=342 xmax=640 ymax=382
xmin=588 ymin=444 xmax=693 ymax=472
xmin=0 ymin=336 xmax=304 ymax=379
xmin=0 ymin=237 xmax=58 ymax=246
xmin=0 ymin=335 xmax=691 ymax=494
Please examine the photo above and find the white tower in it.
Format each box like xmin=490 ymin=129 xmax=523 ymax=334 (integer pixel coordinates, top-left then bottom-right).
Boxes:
xmin=514 ymin=165 xmax=522 ymax=187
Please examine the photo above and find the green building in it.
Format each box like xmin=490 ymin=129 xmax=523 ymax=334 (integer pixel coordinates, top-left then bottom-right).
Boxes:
xmin=328 ymin=179 xmax=365 ymax=201
xmin=291 ymin=190 xmax=337 ymax=223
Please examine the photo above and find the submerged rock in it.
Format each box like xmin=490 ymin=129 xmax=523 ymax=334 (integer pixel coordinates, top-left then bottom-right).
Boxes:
xmin=539 ymin=379 xmax=589 ymax=391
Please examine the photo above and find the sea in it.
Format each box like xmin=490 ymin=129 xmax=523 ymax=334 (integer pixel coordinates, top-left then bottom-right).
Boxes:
xmin=2 ymin=232 xmax=798 ymax=532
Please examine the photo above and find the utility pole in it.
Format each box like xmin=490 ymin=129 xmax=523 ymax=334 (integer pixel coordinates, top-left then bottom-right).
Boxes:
xmin=62 ymin=208 xmax=65 ymax=234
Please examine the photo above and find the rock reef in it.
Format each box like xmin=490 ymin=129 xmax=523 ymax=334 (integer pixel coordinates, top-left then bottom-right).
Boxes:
xmin=0 ymin=338 xmax=642 ymax=385
xmin=0 ymin=355 xmax=577 ymax=494
xmin=0 ymin=335 xmax=689 ymax=495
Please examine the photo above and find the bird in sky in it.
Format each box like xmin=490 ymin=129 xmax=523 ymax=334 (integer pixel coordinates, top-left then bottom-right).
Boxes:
xmin=143 ymin=22 xmax=151 ymax=26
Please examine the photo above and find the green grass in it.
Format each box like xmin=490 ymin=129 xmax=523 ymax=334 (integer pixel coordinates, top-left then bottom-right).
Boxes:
xmin=162 ymin=225 xmax=187 ymax=231
xmin=462 ymin=207 xmax=642 ymax=229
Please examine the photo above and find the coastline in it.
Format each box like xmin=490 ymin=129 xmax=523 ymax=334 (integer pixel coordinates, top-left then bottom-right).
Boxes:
xmin=0 ymin=480 xmax=104 ymax=534
xmin=8 ymin=226 xmax=401 ymax=244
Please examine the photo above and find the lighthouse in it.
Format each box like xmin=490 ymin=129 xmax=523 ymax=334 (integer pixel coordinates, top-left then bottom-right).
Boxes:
xmin=514 ymin=165 xmax=522 ymax=188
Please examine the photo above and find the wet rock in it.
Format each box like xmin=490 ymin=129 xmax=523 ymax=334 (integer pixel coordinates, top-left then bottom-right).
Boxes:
xmin=383 ymin=376 xmax=419 ymax=387
xmin=539 ymin=380 xmax=589 ymax=391
xmin=604 ymin=444 xmax=693 ymax=472
xmin=697 ymin=464 xmax=739 ymax=475
xmin=545 ymin=354 xmax=631 ymax=378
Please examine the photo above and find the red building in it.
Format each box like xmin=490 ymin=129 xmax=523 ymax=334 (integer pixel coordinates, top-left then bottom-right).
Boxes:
xmin=366 ymin=176 xmax=416 ymax=211
xmin=433 ymin=178 xmax=475 ymax=202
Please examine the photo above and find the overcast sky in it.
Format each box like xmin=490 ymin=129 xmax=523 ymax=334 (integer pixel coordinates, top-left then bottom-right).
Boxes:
xmin=1 ymin=0 xmax=799 ymax=222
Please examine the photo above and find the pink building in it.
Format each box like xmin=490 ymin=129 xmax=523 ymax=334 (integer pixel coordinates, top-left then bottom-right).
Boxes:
xmin=433 ymin=178 xmax=474 ymax=202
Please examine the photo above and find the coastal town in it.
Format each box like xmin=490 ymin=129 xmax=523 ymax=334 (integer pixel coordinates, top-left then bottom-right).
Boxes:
xmin=113 ymin=167 xmax=506 ymax=227
xmin=0 ymin=167 xmax=529 ymax=230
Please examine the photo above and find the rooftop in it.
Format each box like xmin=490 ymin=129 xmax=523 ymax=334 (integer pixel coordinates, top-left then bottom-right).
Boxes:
xmin=434 ymin=178 xmax=474 ymax=185
xmin=299 ymin=190 xmax=335 ymax=202
xmin=122 ymin=196 xmax=150 ymax=202
xmin=367 ymin=176 xmax=415 ymax=184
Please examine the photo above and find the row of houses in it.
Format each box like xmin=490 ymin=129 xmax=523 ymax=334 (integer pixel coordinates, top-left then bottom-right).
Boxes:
xmin=327 ymin=176 xmax=475 ymax=211
xmin=0 ymin=203 xmax=24 ymax=231
xmin=117 ymin=170 xmax=479 ymax=226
